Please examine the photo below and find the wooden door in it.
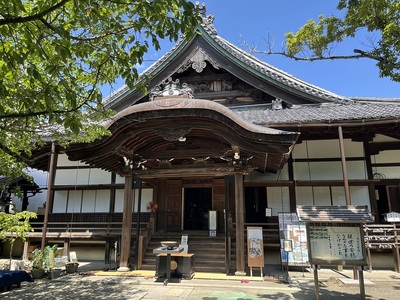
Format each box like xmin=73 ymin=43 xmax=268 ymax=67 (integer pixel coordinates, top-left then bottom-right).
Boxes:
xmin=165 ymin=180 xmax=182 ymax=232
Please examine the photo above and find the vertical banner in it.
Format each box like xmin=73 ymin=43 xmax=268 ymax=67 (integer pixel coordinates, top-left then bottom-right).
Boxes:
xmin=209 ymin=210 xmax=217 ymax=236
xmin=247 ymin=226 xmax=264 ymax=276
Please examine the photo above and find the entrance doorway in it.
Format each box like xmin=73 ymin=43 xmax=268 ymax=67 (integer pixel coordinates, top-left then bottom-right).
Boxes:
xmin=245 ymin=187 xmax=267 ymax=223
xmin=184 ymin=188 xmax=212 ymax=230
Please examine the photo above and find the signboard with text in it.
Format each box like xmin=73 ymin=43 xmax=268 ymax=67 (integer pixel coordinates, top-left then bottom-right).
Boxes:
xmin=307 ymin=223 xmax=367 ymax=266
xmin=278 ymin=213 xmax=309 ymax=267
xmin=247 ymin=226 xmax=264 ymax=270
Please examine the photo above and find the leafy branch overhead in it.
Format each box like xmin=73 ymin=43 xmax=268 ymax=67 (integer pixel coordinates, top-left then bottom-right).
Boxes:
xmin=0 ymin=0 xmax=200 ymax=177
xmin=247 ymin=0 xmax=400 ymax=82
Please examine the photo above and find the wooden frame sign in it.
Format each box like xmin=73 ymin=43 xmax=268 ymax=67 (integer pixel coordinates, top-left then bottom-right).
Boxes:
xmin=247 ymin=226 xmax=264 ymax=277
xmin=307 ymin=222 xmax=367 ymax=266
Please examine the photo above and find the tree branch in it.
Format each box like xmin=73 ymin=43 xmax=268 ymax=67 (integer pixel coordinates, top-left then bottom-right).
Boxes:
xmin=249 ymin=49 xmax=370 ymax=61
xmin=0 ymin=0 xmax=70 ymax=26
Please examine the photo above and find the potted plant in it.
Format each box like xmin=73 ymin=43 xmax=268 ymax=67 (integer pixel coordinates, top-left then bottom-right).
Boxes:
xmin=65 ymin=262 xmax=79 ymax=274
xmin=44 ymin=244 xmax=63 ymax=279
xmin=31 ymin=248 xmax=45 ymax=279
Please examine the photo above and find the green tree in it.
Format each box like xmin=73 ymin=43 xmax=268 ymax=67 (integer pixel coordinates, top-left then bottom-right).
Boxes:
xmin=250 ymin=0 xmax=400 ymax=82
xmin=0 ymin=210 xmax=37 ymax=268
xmin=0 ymin=0 xmax=200 ymax=180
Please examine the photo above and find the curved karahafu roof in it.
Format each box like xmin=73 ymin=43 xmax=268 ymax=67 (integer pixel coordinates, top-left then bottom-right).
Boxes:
xmin=66 ymin=96 xmax=299 ymax=176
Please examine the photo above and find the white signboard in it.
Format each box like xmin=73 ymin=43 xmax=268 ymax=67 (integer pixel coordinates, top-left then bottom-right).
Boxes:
xmin=309 ymin=226 xmax=364 ymax=261
xmin=384 ymin=212 xmax=400 ymax=222
xmin=247 ymin=226 xmax=264 ymax=276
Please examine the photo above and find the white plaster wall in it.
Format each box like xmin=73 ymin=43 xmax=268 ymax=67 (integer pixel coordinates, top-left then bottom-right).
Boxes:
xmin=53 ymin=191 xmax=68 ymax=213
xmin=57 ymin=154 xmax=87 ymax=167
xmin=69 ymin=244 xmax=105 ymax=261
xmin=373 ymin=134 xmax=399 ymax=142
xmin=114 ymin=188 xmax=153 ymax=212
xmin=350 ymin=186 xmax=371 ymax=210
xmin=267 ymin=187 xmax=290 ymax=215
xmin=115 ymin=175 xmax=124 ymax=184
xmin=95 ymin=190 xmax=110 ymax=212
xmin=67 ymin=190 xmax=82 ymax=212
xmin=81 ymin=190 xmax=96 ymax=212
xmin=292 ymin=139 xmax=364 ymax=159
xmin=295 ymin=186 xmax=369 ymax=208
xmin=373 ymin=150 xmax=400 ymax=163
xmin=246 ymin=165 xmax=289 ymax=181
xmin=54 ymin=168 xmax=111 ymax=185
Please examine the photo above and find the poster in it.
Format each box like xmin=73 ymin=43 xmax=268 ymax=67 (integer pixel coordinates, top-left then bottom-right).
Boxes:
xmin=278 ymin=213 xmax=309 ymax=266
xmin=247 ymin=227 xmax=264 ymax=268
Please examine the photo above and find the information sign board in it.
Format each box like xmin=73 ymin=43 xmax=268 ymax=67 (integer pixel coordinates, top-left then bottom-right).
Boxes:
xmin=247 ymin=226 xmax=264 ymax=276
xmin=278 ymin=213 xmax=309 ymax=267
xmin=307 ymin=223 xmax=367 ymax=266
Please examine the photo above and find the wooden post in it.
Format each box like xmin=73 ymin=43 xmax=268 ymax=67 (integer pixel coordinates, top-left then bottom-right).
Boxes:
xmin=41 ymin=142 xmax=57 ymax=251
xmin=338 ymin=127 xmax=358 ymax=278
xmin=358 ymin=266 xmax=366 ymax=300
xmin=138 ymin=235 xmax=144 ymax=269
xmin=118 ymin=174 xmax=134 ymax=272
xmin=338 ymin=126 xmax=351 ymax=205
xmin=313 ymin=265 xmax=320 ymax=300
xmin=234 ymin=173 xmax=246 ymax=276
xmin=22 ymin=241 xmax=29 ymax=261
xmin=135 ymin=176 xmax=142 ymax=270
xmin=224 ymin=175 xmax=233 ymax=275
xmin=63 ymin=240 xmax=70 ymax=257
xmin=393 ymin=223 xmax=400 ymax=273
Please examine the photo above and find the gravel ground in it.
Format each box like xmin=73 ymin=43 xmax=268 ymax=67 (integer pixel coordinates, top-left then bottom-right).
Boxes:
xmin=1 ymin=269 xmax=399 ymax=300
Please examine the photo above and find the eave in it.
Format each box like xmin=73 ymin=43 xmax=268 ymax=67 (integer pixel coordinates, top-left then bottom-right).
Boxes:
xmin=66 ymin=98 xmax=299 ymax=176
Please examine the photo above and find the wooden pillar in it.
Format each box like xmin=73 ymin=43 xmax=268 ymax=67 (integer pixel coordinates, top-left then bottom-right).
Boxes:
xmin=338 ymin=126 xmax=351 ymax=205
xmin=288 ymin=156 xmax=296 ymax=212
xmin=363 ymin=140 xmax=379 ymax=219
xmin=234 ymin=172 xmax=246 ymax=276
xmin=118 ymin=174 xmax=134 ymax=272
xmin=41 ymin=142 xmax=58 ymax=251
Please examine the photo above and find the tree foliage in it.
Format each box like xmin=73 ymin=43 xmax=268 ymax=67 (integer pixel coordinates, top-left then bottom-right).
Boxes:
xmin=0 ymin=210 xmax=37 ymax=266
xmin=250 ymin=0 xmax=400 ymax=82
xmin=0 ymin=0 xmax=200 ymax=180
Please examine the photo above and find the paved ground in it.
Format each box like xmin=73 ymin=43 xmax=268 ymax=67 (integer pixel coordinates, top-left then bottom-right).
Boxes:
xmin=1 ymin=263 xmax=399 ymax=299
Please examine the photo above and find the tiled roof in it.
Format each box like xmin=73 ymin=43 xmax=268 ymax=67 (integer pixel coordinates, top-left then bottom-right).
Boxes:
xmin=214 ymin=35 xmax=351 ymax=104
xmin=102 ymin=8 xmax=354 ymax=109
xmin=234 ymin=103 xmax=400 ymax=125
xmin=296 ymin=206 xmax=374 ymax=223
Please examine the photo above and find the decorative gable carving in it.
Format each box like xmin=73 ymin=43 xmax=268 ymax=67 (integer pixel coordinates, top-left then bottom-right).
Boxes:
xmin=177 ymin=48 xmax=220 ymax=74
xmin=149 ymin=77 xmax=194 ymax=101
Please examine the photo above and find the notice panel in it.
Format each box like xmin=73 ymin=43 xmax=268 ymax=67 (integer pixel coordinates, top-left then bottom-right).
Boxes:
xmin=308 ymin=224 xmax=367 ymax=265
xmin=278 ymin=213 xmax=309 ymax=267
xmin=247 ymin=226 xmax=264 ymax=276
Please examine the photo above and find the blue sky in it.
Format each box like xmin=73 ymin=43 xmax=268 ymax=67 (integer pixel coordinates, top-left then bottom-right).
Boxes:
xmin=103 ymin=1 xmax=398 ymax=99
